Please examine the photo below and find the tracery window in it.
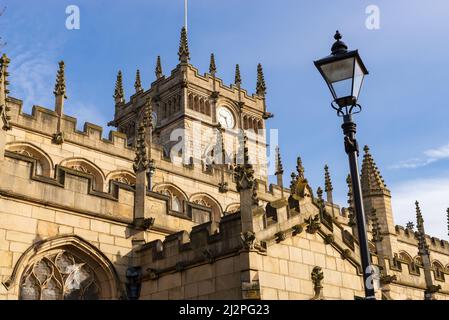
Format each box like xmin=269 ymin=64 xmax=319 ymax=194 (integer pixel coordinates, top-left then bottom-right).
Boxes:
xmin=20 ymin=251 xmax=100 ymax=300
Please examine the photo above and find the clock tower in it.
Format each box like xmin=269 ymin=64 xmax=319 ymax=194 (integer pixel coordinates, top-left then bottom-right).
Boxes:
xmin=109 ymin=27 xmax=272 ymax=184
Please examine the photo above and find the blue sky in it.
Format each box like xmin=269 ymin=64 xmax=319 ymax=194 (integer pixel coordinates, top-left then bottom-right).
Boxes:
xmin=2 ymin=0 xmax=449 ymax=238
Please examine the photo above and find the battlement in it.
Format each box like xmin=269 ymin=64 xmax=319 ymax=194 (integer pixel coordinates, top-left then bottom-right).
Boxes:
xmin=395 ymin=225 xmax=449 ymax=256
xmin=7 ymin=97 xmax=135 ymax=159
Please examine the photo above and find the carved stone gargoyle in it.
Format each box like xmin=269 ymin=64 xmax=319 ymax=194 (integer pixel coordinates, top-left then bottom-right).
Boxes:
xmin=310 ymin=266 xmax=324 ymax=300
xmin=240 ymin=231 xmax=256 ymax=250
xmin=306 ymin=214 xmax=321 ymax=234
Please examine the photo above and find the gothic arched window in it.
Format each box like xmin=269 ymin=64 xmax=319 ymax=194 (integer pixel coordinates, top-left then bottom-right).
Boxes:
xmin=20 ymin=251 xmax=100 ymax=300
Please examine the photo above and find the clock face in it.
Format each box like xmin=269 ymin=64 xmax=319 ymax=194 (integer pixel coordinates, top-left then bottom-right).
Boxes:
xmin=217 ymin=107 xmax=235 ymax=129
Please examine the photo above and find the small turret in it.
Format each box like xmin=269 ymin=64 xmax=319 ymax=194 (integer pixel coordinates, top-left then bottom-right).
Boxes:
xmin=234 ymin=64 xmax=241 ymax=85
xmin=209 ymin=53 xmax=216 ymax=75
xmin=256 ymin=63 xmax=266 ymax=96
xmin=113 ymin=70 xmax=125 ymax=106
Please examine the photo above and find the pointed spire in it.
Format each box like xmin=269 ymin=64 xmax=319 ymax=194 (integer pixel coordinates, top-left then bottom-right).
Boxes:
xmin=178 ymin=26 xmax=190 ymax=63
xmin=361 ymin=145 xmax=388 ymax=195
xmin=0 ymin=53 xmax=11 ymax=131
xmin=113 ymin=70 xmax=125 ymax=105
xmin=133 ymin=101 xmax=153 ymax=174
xmin=324 ymin=165 xmax=333 ymax=203
xmin=275 ymin=146 xmax=283 ymax=175
xmin=234 ymin=64 xmax=241 ymax=85
xmin=296 ymin=156 xmax=305 ymax=179
xmin=155 ymin=56 xmax=163 ymax=79
xmin=256 ymin=63 xmax=267 ymax=96
xmin=134 ymin=69 xmax=143 ymax=93
xmin=415 ymin=201 xmax=429 ymax=256
xmin=209 ymin=53 xmax=216 ymax=75
xmin=54 ymin=61 xmax=67 ymax=98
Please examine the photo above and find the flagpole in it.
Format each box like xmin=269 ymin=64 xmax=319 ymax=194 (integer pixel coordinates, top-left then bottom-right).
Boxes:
xmin=184 ymin=0 xmax=188 ymax=32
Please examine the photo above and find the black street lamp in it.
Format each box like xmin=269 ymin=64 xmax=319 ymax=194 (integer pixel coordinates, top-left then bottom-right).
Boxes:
xmin=314 ymin=31 xmax=375 ymax=300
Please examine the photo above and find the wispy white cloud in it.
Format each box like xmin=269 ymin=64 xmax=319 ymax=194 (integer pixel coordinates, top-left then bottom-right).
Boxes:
xmin=390 ymin=143 xmax=449 ymax=169
xmin=391 ymin=177 xmax=449 ymax=240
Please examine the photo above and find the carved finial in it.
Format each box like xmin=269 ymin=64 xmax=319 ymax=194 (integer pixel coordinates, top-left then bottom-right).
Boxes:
xmin=361 ymin=145 xmax=388 ymax=195
xmin=415 ymin=201 xmax=429 ymax=256
xmin=317 ymin=187 xmax=324 ymax=208
xmin=234 ymin=64 xmax=241 ymax=85
xmin=209 ymin=53 xmax=216 ymax=75
xmin=296 ymin=156 xmax=304 ymax=179
xmin=234 ymin=134 xmax=254 ymax=191
xmin=346 ymin=174 xmax=356 ymax=226
xmin=113 ymin=70 xmax=125 ymax=105
xmin=324 ymin=165 xmax=333 ymax=203
xmin=178 ymin=26 xmax=190 ymax=63
xmin=324 ymin=165 xmax=333 ymax=193
xmin=54 ymin=61 xmax=67 ymax=98
xmin=256 ymin=63 xmax=266 ymax=96
xmin=331 ymin=30 xmax=348 ymax=55
xmin=155 ymin=56 xmax=163 ymax=79
xmin=133 ymin=118 xmax=149 ymax=173
xmin=0 ymin=53 xmax=11 ymax=130
xmin=406 ymin=221 xmax=415 ymax=231
xmin=275 ymin=146 xmax=283 ymax=176
xmin=134 ymin=69 xmax=143 ymax=93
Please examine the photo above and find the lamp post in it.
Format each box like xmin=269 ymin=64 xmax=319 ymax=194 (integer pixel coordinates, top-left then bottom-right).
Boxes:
xmin=314 ymin=31 xmax=375 ymax=300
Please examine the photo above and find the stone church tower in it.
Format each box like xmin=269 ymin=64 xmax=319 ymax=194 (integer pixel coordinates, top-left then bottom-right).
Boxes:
xmin=0 ymin=28 xmax=449 ymax=300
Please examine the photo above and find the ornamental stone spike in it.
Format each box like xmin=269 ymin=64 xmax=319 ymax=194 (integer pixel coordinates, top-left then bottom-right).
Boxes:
xmin=209 ymin=53 xmax=216 ymax=75
xmin=134 ymin=69 xmax=143 ymax=93
xmin=54 ymin=61 xmax=67 ymax=99
xmin=178 ymin=26 xmax=190 ymax=63
xmin=296 ymin=156 xmax=305 ymax=179
xmin=234 ymin=64 xmax=241 ymax=85
xmin=361 ymin=145 xmax=388 ymax=196
xmin=155 ymin=55 xmax=163 ymax=79
xmin=415 ymin=201 xmax=429 ymax=256
xmin=113 ymin=70 xmax=125 ymax=105
xmin=324 ymin=164 xmax=333 ymax=203
xmin=256 ymin=63 xmax=266 ymax=96
xmin=0 ymin=53 xmax=12 ymax=131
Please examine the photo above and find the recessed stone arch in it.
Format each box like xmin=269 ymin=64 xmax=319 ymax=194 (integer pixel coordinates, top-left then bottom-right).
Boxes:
xmin=2 ymin=235 xmax=124 ymax=300
xmin=6 ymin=142 xmax=54 ymax=177
xmin=60 ymin=157 xmax=106 ymax=192
xmin=190 ymin=193 xmax=223 ymax=222
xmin=106 ymin=170 xmax=136 ymax=191
xmin=153 ymin=183 xmax=188 ymax=213
xmin=225 ymin=203 xmax=240 ymax=215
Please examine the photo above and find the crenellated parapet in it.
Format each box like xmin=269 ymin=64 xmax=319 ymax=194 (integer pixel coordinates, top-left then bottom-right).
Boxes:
xmin=7 ymin=97 xmax=135 ymax=159
xmin=395 ymin=225 xmax=449 ymax=256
